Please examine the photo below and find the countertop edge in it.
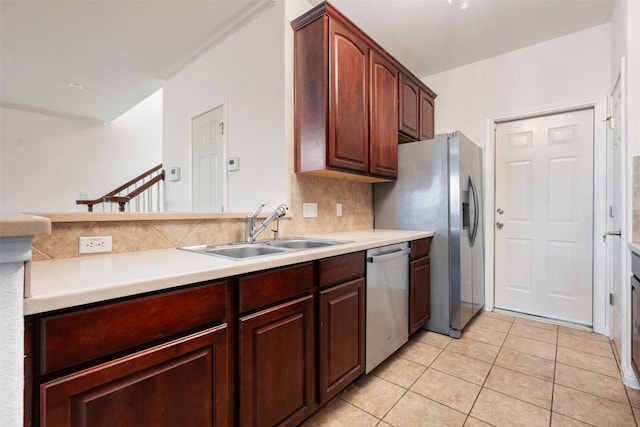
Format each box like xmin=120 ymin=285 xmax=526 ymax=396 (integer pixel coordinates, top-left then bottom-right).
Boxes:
xmin=25 ymin=230 xmax=433 ymax=315
xmin=0 ymin=214 xmax=51 ymax=237
xmin=629 ymin=242 xmax=640 ymax=256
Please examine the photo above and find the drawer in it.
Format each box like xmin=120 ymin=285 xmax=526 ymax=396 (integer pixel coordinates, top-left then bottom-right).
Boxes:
xmin=239 ymin=263 xmax=314 ymax=314
xmin=410 ymin=238 xmax=432 ymax=260
xmin=40 ymin=280 xmax=228 ymax=375
xmin=318 ymin=252 xmax=365 ymax=289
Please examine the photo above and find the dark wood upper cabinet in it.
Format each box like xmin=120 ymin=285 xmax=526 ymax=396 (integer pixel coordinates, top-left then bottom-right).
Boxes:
xmin=399 ymin=71 xmax=437 ymax=143
xmin=328 ymin=18 xmax=369 ymax=174
xmin=293 ymin=3 xmax=405 ymax=182
xmin=293 ymin=2 xmax=435 ymax=181
xmin=419 ymin=88 xmax=435 ymax=140
xmin=399 ymin=73 xmax=420 ymax=140
xmin=369 ymin=50 xmax=399 ymax=178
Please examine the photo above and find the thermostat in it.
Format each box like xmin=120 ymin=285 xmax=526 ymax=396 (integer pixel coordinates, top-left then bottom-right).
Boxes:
xmin=167 ymin=167 xmax=181 ymax=181
xmin=227 ymin=157 xmax=240 ymax=171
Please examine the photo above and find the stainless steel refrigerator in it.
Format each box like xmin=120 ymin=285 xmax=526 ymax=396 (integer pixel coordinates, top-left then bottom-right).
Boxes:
xmin=374 ymin=132 xmax=484 ymax=338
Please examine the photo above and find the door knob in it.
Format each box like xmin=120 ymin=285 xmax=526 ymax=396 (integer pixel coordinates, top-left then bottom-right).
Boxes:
xmin=496 ymin=221 xmax=504 ymax=229
xmin=497 ymin=208 xmax=504 ymax=215
xmin=602 ymin=230 xmax=621 ymax=242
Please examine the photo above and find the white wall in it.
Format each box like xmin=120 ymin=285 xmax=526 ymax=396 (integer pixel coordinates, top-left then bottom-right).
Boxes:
xmin=0 ymin=90 xmax=163 ymax=212
xmin=162 ymin=1 xmax=290 ymax=213
xmin=423 ymin=24 xmax=611 ymax=146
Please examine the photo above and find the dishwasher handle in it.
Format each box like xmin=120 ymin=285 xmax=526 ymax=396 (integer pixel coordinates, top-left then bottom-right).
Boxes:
xmin=367 ymin=248 xmax=411 ymax=263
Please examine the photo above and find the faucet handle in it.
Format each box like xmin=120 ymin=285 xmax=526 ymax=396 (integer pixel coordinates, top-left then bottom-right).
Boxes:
xmin=250 ymin=203 xmax=266 ymax=218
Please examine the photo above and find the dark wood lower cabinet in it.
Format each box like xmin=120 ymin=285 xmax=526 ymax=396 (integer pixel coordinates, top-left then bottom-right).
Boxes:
xmin=318 ymin=277 xmax=365 ymax=404
xmin=239 ymin=295 xmax=316 ymax=427
xmin=409 ymin=256 xmax=431 ymax=335
xmin=40 ymin=325 xmax=229 ymax=427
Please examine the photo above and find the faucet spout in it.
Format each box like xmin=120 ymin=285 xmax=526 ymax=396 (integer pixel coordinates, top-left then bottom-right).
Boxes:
xmin=246 ymin=203 xmax=288 ymax=242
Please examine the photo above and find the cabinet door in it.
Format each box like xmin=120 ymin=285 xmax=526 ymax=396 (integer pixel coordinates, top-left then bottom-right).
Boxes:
xmin=318 ymin=277 xmax=365 ymax=404
xmin=41 ymin=326 xmax=229 ymax=427
xmin=409 ymin=256 xmax=431 ymax=334
xmin=369 ymin=50 xmax=398 ymax=178
xmin=239 ymin=295 xmax=315 ymax=427
xmin=419 ymin=89 xmax=435 ymax=140
xmin=328 ymin=18 xmax=369 ymax=173
xmin=398 ymin=72 xmax=419 ymax=140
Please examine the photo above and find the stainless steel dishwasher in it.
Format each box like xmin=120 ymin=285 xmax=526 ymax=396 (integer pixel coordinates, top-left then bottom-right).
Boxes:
xmin=366 ymin=242 xmax=411 ymax=373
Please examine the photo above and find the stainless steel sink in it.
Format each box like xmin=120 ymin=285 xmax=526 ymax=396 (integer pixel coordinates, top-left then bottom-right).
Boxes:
xmin=267 ymin=238 xmax=351 ymax=249
xmin=181 ymin=237 xmax=351 ymax=260
xmin=181 ymin=243 xmax=290 ymax=260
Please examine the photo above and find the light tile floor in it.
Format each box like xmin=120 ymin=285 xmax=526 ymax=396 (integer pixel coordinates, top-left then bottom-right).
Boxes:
xmin=303 ymin=311 xmax=640 ymax=427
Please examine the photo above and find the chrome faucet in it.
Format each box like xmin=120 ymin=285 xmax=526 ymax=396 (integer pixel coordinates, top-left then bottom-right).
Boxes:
xmin=246 ymin=203 xmax=288 ymax=243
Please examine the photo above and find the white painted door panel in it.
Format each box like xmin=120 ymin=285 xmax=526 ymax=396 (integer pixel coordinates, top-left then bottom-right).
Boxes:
xmin=192 ymin=105 xmax=224 ymax=212
xmin=495 ymin=109 xmax=594 ymax=325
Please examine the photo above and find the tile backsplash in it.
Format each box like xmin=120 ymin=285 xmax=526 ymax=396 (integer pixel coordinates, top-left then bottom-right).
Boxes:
xmin=32 ymin=173 xmax=374 ymax=260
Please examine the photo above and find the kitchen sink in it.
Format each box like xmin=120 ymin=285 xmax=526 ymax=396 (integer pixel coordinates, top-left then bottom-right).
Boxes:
xmin=181 ymin=243 xmax=290 ymax=260
xmin=181 ymin=238 xmax=351 ymax=260
xmin=267 ymin=238 xmax=350 ymax=249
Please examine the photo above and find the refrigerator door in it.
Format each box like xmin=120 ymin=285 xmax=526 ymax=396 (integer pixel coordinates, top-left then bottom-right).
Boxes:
xmin=469 ymin=136 xmax=485 ymax=318
xmin=451 ymin=133 xmax=484 ymax=335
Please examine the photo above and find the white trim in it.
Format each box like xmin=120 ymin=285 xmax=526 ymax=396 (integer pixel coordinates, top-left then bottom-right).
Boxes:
xmin=0 ymin=102 xmax=108 ymax=125
xmin=159 ymin=0 xmax=276 ymax=80
xmin=484 ymin=97 xmax=608 ymax=335
xmin=617 ymin=56 xmax=635 ymax=388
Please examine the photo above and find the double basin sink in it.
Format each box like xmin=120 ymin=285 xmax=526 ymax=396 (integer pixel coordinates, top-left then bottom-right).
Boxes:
xmin=181 ymin=237 xmax=351 ymax=260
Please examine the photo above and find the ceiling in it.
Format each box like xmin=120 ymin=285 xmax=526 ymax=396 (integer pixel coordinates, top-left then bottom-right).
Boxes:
xmin=0 ymin=0 xmax=614 ymax=123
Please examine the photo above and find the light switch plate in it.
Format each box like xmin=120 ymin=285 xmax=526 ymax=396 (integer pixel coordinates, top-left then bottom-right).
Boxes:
xmin=303 ymin=203 xmax=318 ymax=218
xmin=336 ymin=203 xmax=343 ymax=217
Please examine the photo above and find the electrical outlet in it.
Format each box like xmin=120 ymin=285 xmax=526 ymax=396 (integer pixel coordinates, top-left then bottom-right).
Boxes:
xmin=303 ymin=202 xmax=318 ymax=218
xmin=79 ymin=236 xmax=112 ymax=254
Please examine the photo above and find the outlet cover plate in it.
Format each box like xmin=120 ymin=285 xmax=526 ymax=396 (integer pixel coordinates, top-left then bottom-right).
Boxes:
xmin=79 ymin=236 xmax=113 ymax=254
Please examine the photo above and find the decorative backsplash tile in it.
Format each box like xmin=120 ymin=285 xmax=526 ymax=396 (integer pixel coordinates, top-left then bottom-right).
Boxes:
xmin=32 ymin=173 xmax=373 ymax=260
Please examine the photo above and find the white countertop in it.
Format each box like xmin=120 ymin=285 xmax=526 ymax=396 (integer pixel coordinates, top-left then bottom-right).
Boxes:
xmin=629 ymin=242 xmax=640 ymax=256
xmin=26 ymin=229 xmax=433 ymax=315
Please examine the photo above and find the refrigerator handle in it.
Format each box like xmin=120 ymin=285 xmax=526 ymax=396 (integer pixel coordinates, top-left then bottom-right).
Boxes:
xmin=469 ymin=176 xmax=479 ymax=247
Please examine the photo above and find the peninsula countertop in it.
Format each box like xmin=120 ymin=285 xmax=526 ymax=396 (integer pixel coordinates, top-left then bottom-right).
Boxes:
xmin=26 ymin=229 xmax=433 ymax=315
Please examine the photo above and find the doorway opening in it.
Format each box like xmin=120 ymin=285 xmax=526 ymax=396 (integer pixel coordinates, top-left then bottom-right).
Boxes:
xmin=191 ymin=104 xmax=226 ymax=212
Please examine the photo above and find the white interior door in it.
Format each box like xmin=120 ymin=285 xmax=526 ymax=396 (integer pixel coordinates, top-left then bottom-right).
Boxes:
xmin=192 ymin=105 xmax=224 ymax=212
xmin=494 ymin=109 xmax=594 ymax=325
xmin=609 ymin=77 xmax=623 ymax=342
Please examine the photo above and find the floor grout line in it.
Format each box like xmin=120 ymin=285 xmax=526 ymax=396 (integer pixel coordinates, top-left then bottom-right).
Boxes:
xmin=310 ymin=313 xmax=636 ymax=427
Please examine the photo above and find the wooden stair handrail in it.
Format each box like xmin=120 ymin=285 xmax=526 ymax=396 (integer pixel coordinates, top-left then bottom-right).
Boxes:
xmin=76 ymin=164 xmax=164 ymax=212
xmin=105 ymin=170 xmax=166 ymax=212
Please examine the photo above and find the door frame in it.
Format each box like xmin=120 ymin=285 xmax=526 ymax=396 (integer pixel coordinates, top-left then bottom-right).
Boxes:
xmin=609 ymin=57 xmax=636 ymax=388
xmin=484 ymin=96 xmax=608 ymax=335
xmin=188 ymin=101 xmax=229 ymax=212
